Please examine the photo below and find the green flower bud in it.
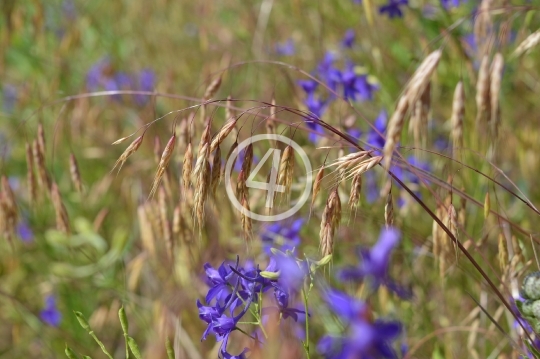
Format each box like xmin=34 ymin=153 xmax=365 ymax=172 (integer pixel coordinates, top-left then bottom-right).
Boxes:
xmin=316 ymin=254 xmax=333 ymax=267
xmin=260 ymin=270 xmax=280 ymax=280
xmin=65 ymin=345 xmax=79 ymax=359
xmin=118 ymin=306 xmax=129 ymax=334
xmin=521 ymin=299 xmax=540 ymax=318
xmin=166 ymin=338 xmax=175 ymax=359
xmin=128 ymin=336 xmax=142 ymax=359
xmin=74 ymin=311 xmax=90 ymax=330
xmin=522 ymin=271 xmax=540 ymax=300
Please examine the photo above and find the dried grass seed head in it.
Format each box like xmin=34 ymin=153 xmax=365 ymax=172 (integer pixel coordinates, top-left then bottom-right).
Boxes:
xmin=149 ymin=134 xmax=176 ymax=198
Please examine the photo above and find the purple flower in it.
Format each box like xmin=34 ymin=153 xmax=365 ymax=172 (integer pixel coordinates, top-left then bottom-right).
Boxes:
xmin=379 ymin=0 xmax=408 ymax=18
xmin=338 ymin=227 xmax=411 ymax=298
xmin=341 ymin=62 xmax=378 ymax=102
xmin=318 ymin=320 xmax=402 ymax=359
xmin=260 ymin=218 xmax=303 ymax=253
xmin=276 ymin=39 xmax=295 ymax=56
xmin=86 ymin=58 xmax=110 ymax=91
xmin=342 ymin=29 xmax=355 ymax=48
xmin=40 ymin=296 xmax=61 ymax=327
xmin=319 ymin=289 xmax=402 ymax=359
xmin=441 ymin=0 xmax=463 ymax=8
xmin=366 ymin=110 xmax=387 ymax=153
xmin=16 ymin=221 xmax=34 ymax=243
xmin=233 ymin=149 xmax=259 ymax=172
xmin=134 ymin=69 xmax=156 ymax=106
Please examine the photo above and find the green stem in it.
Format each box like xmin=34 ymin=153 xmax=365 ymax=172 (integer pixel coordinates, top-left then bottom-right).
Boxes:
xmin=302 ymin=287 xmax=311 ymax=359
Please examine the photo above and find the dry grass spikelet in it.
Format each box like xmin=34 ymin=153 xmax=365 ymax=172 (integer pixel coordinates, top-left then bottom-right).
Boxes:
xmin=182 ymin=142 xmax=194 ymax=194
xmin=37 ymin=122 xmax=46 ymax=158
xmin=1 ymin=176 xmax=17 ymax=220
xmin=236 ymin=170 xmax=248 ymax=200
xmin=210 ymin=118 xmax=237 ymax=153
xmin=137 ymin=204 xmax=156 ymax=257
xmin=149 ymin=134 xmax=176 ymax=198
xmin=158 ymin=186 xmax=172 ymax=258
xmin=513 ymin=28 xmax=540 ymax=57
xmin=241 ymin=195 xmax=252 ymax=239
xmin=203 ymin=75 xmax=222 ymax=100
xmin=172 ymin=205 xmax=181 ymax=235
xmin=474 ymin=0 xmax=493 ymax=58
xmin=111 ymin=134 xmax=144 ymax=175
xmin=448 ymin=203 xmax=459 ymax=257
xmin=311 ymin=166 xmax=325 ymax=210
xmin=241 ymin=143 xmax=254 ymax=176
xmin=51 ymin=182 xmax=70 ymax=234
xmin=349 ymin=156 xmax=382 ymax=182
xmin=33 ymin=139 xmax=50 ymax=190
xmin=489 ymin=53 xmax=504 ymax=137
xmin=210 ymin=144 xmax=222 ymax=198
xmin=498 ymin=232 xmax=509 ymax=272
xmin=409 ymin=82 xmax=430 ymax=148
xmin=26 ymin=143 xmax=37 ymax=204
xmin=458 ymin=190 xmax=466 ymax=229
xmin=450 ymin=81 xmax=465 ymax=151
xmin=267 ymin=97 xmax=277 ymax=147
xmin=320 ymin=188 xmax=341 ymax=256
xmin=278 ymin=145 xmax=295 ymax=199
xmin=193 ymin=139 xmax=211 ymax=229
xmin=69 ymin=153 xmax=83 ymax=193
xmin=475 ymin=56 xmax=491 ymax=127
xmin=382 ymin=96 xmax=409 ymax=171
xmin=349 ymin=173 xmax=362 ymax=212
xmin=331 ymin=150 xmax=371 ymax=173
xmin=406 ymin=50 xmax=441 ymax=109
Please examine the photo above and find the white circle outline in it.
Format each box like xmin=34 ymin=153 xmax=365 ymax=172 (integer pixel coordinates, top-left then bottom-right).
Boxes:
xmin=224 ymin=134 xmax=312 ymax=222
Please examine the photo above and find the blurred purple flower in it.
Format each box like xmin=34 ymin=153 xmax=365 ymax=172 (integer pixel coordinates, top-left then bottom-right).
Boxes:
xmin=276 ymin=39 xmax=295 ymax=56
xmin=342 ymin=29 xmax=355 ymax=48
xmin=233 ymin=149 xmax=259 ymax=173
xmin=441 ymin=0 xmax=464 ymax=8
xmin=339 ymin=227 xmax=411 ymax=298
xmin=260 ymin=218 xmax=303 ymax=253
xmin=134 ymin=69 xmax=156 ymax=106
xmin=379 ymin=0 xmax=408 ymax=18
xmin=40 ymin=296 xmax=61 ymax=327
xmin=62 ymin=0 xmax=77 ymax=20
xmin=298 ymin=79 xmax=319 ymax=94
xmin=17 ymin=221 xmax=34 ymax=243
xmin=3 ymin=84 xmax=18 ymax=113
xmin=366 ymin=110 xmax=387 ymax=153
xmin=341 ymin=62 xmax=378 ymax=102
xmin=318 ymin=289 xmax=402 ymax=359
xmin=86 ymin=58 xmax=110 ymax=91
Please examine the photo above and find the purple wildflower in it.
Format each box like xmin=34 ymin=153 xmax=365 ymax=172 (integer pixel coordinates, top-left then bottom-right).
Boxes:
xmin=379 ymin=0 xmax=408 ymax=18
xmin=342 ymin=29 xmax=355 ymax=48
xmin=276 ymin=39 xmax=295 ymax=56
xmin=16 ymin=221 xmax=34 ymax=243
xmin=338 ymin=227 xmax=411 ymax=298
xmin=341 ymin=62 xmax=378 ymax=102
xmin=366 ymin=110 xmax=387 ymax=153
xmin=318 ymin=289 xmax=402 ymax=359
xmin=441 ymin=0 xmax=464 ymax=8
xmin=260 ymin=218 xmax=304 ymax=253
xmin=40 ymin=295 xmax=61 ymax=327
xmin=86 ymin=58 xmax=110 ymax=91
xmin=134 ymin=69 xmax=156 ymax=106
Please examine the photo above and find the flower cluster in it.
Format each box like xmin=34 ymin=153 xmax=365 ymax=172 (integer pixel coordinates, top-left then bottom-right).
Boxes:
xmin=299 ymin=38 xmax=379 ymax=142
xmin=86 ymin=57 xmax=156 ymax=106
xmin=197 ymin=254 xmax=308 ymax=358
xmin=260 ymin=218 xmax=304 ymax=254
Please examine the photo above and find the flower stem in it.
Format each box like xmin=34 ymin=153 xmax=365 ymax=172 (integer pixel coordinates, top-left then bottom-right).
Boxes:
xmin=302 ymin=287 xmax=311 ymax=359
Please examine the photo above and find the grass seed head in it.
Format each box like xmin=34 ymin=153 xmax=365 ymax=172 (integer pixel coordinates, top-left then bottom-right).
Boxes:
xmin=149 ymin=134 xmax=176 ymax=198
xmin=513 ymin=28 xmax=540 ymax=57
xmin=210 ymin=118 xmax=237 ymax=153
xmin=311 ymin=166 xmax=325 ymax=209
xmin=475 ymin=56 xmax=491 ymax=127
xmin=69 ymin=153 xmax=83 ymax=193
xmin=319 ymin=188 xmax=341 ymax=256
xmin=33 ymin=139 xmax=50 ymax=190
xmin=348 ymin=173 xmax=362 ymax=212
xmin=51 ymin=182 xmax=70 ymax=234
xmin=203 ymin=75 xmax=222 ymax=100
xmin=210 ymin=145 xmax=222 ymax=198
xmin=490 ymin=53 xmax=504 ymax=137
xmin=182 ymin=142 xmax=194 ymax=194
xmin=278 ymin=145 xmax=295 ymax=199
xmin=450 ymin=81 xmax=465 ymax=151
xmin=112 ymin=134 xmax=144 ymax=175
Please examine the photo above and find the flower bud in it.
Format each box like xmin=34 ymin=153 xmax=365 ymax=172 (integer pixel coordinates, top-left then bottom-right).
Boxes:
xmin=521 ymin=271 xmax=540 ymax=300
xmin=260 ymin=270 xmax=280 ymax=280
xmin=521 ymin=299 xmax=540 ymax=318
